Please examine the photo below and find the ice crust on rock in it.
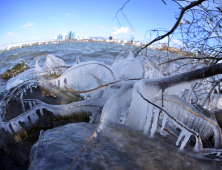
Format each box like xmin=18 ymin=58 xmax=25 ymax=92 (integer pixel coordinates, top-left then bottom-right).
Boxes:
xmin=6 ymin=68 xmax=36 ymax=90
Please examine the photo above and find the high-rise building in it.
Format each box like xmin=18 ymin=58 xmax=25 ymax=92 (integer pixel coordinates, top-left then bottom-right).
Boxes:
xmin=57 ymin=34 xmax=62 ymax=39
xmin=70 ymin=31 xmax=75 ymax=39
xmin=62 ymin=33 xmax=67 ymax=40
xmin=67 ymin=32 xmax=70 ymax=40
xmin=67 ymin=31 xmax=75 ymax=39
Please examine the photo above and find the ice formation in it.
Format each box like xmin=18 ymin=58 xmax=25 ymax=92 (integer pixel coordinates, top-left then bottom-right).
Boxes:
xmin=0 ymin=85 xmax=109 ymax=135
xmin=112 ymin=51 xmax=145 ymax=80
xmin=52 ymin=61 xmax=118 ymax=93
xmin=1 ymin=52 xmax=222 ymax=157
xmin=35 ymin=54 xmax=70 ymax=75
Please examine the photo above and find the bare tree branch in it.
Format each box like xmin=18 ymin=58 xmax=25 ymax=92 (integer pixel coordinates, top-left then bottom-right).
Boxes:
xmin=135 ymin=0 xmax=206 ymax=56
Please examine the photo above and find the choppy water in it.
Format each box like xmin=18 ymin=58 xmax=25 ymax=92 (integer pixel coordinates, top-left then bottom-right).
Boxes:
xmin=0 ymin=42 xmax=133 ymax=89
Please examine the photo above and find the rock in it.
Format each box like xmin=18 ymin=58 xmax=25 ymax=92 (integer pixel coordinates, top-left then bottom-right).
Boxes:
xmin=1 ymin=60 xmax=29 ymax=79
xmin=212 ymin=109 xmax=222 ymax=129
xmin=0 ymin=109 xmax=91 ymax=170
xmin=29 ymin=122 xmax=221 ymax=170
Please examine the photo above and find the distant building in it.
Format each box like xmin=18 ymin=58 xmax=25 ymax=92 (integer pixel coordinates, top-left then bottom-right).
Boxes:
xmin=70 ymin=31 xmax=75 ymax=39
xmin=66 ymin=31 xmax=75 ymax=40
xmin=62 ymin=33 xmax=67 ymax=40
xmin=109 ymin=36 xmax=113 ymax=40
xmin=123 ymin=39 xmax=128 ymax=43
xmin=67 ymin=32 xmax=70 ymax=40
xmin=132 ymin=41 xmax=141 ymax=46
xmin=57 ymin=34 xmax=62 ymax=40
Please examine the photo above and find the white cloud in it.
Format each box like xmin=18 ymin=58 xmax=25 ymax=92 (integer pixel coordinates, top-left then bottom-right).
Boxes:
xmin=99 ymin=26 xmax=105 ymax=29
xmin=6 ymin=32 xmax=17 ymax=37
xmin=66 ymin=13 xmax=70 ymax=15
xmin=172 ymin=39 xmax=183 ymax=45
xmin=21 ymin=22 xmax=34 ymax=28
xmin=112 ymin=27 xmax=129 ymax=35
xmin=84 ymin=25 xmax=88 ymax=27
xmin=112 ymin=27 xmax=118 ymax=30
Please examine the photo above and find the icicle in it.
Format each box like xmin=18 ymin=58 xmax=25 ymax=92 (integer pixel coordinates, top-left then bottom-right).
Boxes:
xmin=150 ymin=108 xmax=160 ymax=137
xmin=186 ymin=87 xmax=192 ymax=103
xmin=29 ymin=112 xmax=39 ymax=124
xmin=5 ymin=124 xmax=13 ymax=134
xmin=11 ymin=122 xmax=21 ymax=133
xmin=143 ymin=104 xmax=153 ymax=134
xmin=29 ymin=101 xmax=32 ymax=109
xmin=176 ymin=129 xmax=186 ymax=146
xmin=161 ymin=112 xmax=168 ymax=132
xmin=180 ymin=132 xmax=192 ymax=149
xmin=194 ymin=136 xmax=201 ymax=152
xmin=40 ymin=109 xmax=44 ymax=116
xmin=29 ymin=85 xmax=33 ymax=93
xmin=20 ymin=92 xmax=25 ymax=112
xmin=159 ymin=112 xmax=169 ymax=136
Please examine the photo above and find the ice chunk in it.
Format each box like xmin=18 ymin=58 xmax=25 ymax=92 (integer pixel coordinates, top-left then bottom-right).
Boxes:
xmin=112 ymin=58 xmax=145 ymax=80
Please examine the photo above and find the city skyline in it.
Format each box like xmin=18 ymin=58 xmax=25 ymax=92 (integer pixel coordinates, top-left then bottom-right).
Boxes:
xmin=0 ymin=0 xmax=184 ymax=46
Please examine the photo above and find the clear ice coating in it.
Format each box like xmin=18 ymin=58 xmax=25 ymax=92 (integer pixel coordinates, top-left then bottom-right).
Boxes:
xmin=35 ymin=54 xmax=70 ymax=75
xmin=111 ymin=51 xmax=145 ymax=80
xmin=52 ymin=61 xmax=118 ymax=92
xmin=1 ymin=52 xmax=222 ymax=157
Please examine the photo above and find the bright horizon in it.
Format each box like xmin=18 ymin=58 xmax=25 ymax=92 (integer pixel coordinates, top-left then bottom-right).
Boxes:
xmin=0 ymin=0 xmax=182 ymax=46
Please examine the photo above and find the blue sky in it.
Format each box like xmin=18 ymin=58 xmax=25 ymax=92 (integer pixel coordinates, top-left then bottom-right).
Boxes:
xmin=0 ymin=0 xmax=181 ymax=46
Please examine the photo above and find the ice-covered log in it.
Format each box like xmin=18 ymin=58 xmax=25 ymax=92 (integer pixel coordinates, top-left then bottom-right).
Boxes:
xmin=0 ymin=96 xmax=109 ymax=135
